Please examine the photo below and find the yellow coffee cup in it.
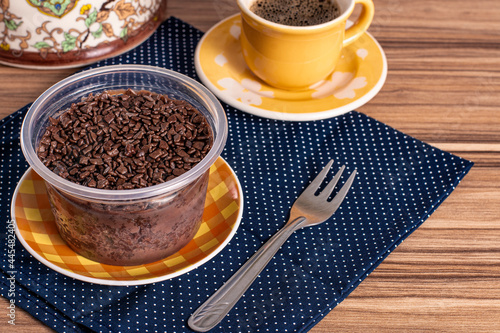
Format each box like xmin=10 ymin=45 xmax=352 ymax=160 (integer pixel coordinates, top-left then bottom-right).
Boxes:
xmin=237 ymin=0 xmax=375 ymax=90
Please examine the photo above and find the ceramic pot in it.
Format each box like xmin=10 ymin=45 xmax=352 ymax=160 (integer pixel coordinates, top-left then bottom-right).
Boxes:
xmin=0 ymin=0 xmax=167 ymax=69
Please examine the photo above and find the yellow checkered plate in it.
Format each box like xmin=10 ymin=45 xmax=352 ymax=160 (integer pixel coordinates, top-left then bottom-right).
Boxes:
xmin=11 ymin=157 xmax=243 ymax=286
xmin=195 ymin=14 xmax=387 ymax=121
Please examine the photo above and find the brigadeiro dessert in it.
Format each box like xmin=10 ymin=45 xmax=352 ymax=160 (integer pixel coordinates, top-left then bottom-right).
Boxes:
xmin=21 ymin=65 xmax=228 ymax=266
xmin=37 ymin=89 xmax=213 ymax=190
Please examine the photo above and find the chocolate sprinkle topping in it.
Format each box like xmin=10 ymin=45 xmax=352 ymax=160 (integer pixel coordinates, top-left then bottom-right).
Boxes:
xmin=36 ymin=89 xmax=213 ymax=190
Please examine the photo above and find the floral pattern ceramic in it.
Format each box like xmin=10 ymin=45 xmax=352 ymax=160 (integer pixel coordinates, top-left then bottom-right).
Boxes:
xmin=27 ymin=0 xmax=79 ymax=18
xmin=0 ymin=0 xmax=166 ymax=68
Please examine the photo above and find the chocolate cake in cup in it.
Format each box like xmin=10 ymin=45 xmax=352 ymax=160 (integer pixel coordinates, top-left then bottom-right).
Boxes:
xmin=20 ymin=65 xmax=228 ymax=266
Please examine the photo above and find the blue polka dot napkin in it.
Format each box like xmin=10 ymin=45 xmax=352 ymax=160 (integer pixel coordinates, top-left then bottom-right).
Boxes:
xmin=0 ymin=17 xmax=473 ymax=332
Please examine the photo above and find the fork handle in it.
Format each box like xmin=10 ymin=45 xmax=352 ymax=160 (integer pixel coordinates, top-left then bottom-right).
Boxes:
xmin=188 ymin=216 xmax=306 ymax=332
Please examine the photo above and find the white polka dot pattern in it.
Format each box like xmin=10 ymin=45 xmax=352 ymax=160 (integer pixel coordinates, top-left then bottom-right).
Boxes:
xmin=0 ymin=18 xmax=473 ymax=333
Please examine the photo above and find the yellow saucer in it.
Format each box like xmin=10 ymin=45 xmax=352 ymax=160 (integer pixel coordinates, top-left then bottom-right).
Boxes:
xmin=195 ymin=14 xmax=387 ymax=121
xmin=11 ymin=157 xmax=243 ymax=286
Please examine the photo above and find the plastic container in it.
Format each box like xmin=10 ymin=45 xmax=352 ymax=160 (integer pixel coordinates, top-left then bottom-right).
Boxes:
xmin=21 ymin=65 xmax=228 ymax=266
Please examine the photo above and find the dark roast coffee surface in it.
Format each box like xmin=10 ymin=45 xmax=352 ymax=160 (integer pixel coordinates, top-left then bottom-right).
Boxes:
xmin=250 ymin=0 xmax=341 ymax=26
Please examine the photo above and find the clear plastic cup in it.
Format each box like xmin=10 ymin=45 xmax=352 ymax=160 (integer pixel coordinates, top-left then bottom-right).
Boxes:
xmin=21 ymin=65 xmax=228 ymax=266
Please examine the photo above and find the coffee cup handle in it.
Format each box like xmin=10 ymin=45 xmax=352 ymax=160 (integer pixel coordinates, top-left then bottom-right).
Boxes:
xmin=343 ymin=0 xmax=375 ymax=47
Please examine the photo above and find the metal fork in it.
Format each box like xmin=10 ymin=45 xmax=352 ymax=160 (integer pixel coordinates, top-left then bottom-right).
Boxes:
xmin=188 ymin=160 xmax=356 ymax=332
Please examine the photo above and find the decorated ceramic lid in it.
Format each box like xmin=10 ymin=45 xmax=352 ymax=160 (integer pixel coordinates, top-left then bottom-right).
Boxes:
xmin=0 ymin=0 xmax=167 ymax=69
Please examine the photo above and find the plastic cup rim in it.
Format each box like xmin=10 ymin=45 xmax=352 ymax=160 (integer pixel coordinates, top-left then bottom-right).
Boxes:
xmin=20 ymin=64 xmax=228 ymax=201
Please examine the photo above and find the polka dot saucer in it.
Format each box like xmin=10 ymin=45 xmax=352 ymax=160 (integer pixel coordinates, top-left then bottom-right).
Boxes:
xmin=195 ymin=14 xmax=388 ymax=121
xmin=11 ymin=157 xmax=243 ymax=286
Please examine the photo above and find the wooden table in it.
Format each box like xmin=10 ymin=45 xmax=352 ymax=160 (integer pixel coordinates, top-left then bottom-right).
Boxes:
xmin=1 ymin=0 xmax=499 ymax=332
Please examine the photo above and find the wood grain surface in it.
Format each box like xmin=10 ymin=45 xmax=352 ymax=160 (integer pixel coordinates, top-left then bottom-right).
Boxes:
xmin=1 ymin=0 xmax=499 ymax=332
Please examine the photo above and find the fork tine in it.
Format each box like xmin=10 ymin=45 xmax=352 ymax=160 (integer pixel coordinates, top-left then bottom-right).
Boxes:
xmin=300 ymin=159 xmax=334 ymax=197
xmin=317 ymin=165 xmax=345 ymax=201
xmin=327 ymin=169 xmax=357 ymax=213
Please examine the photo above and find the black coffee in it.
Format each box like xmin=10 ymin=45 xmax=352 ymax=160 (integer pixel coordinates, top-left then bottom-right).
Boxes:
xmin=249 ymin=0 xmax=341 ymax=26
